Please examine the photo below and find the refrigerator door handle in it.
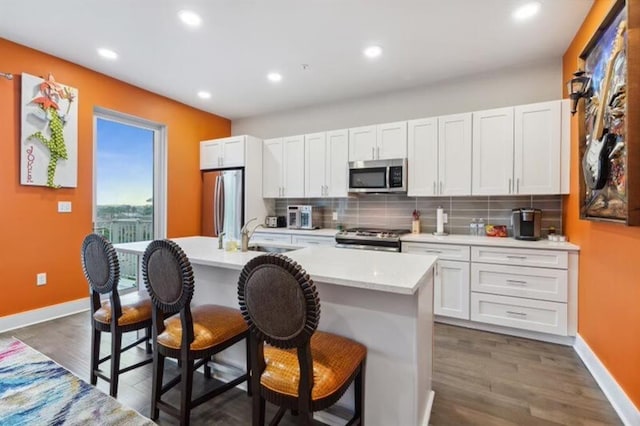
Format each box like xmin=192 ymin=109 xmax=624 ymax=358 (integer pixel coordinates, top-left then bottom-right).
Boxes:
xmin=214 ymin=175 xmax=221 ymax=236
xmin=218 ymin=174 xmax=225 ymax=234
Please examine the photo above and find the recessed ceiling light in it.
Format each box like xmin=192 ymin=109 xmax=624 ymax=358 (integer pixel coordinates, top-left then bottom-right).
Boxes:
xmin=363 ymin=45 xmax=383 ymax=59
xmin=97 ymin=48 xmax=118 ymax=60
xmin=178 ymin=10 xmax=202 ymax=27
xmin=197 ymin=91 xmax=211 ymax=99
xmin=267 ymin=72 xmax=282 ymax=83
xmin=513 ymin=2 xmax=541 ymax=21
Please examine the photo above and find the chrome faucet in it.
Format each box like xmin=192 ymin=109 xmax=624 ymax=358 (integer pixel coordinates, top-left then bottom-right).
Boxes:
xmin=218 ymin=231 xmax=226 ymax=250
xmin=240 ymin=218 xmax=264 ymax=252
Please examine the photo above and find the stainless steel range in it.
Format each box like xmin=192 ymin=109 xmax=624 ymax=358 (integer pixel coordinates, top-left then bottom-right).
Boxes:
xmin=335 ymin=227 xmax=410 ymax=252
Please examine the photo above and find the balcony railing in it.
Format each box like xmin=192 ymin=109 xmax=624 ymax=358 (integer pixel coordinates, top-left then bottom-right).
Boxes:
xmin=95 ymin=219 xmax=153 ymax=291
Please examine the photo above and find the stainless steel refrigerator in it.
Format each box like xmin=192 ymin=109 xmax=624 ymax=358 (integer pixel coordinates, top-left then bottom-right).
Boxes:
xmin=202 ymin=169 xmax=244 ymax=241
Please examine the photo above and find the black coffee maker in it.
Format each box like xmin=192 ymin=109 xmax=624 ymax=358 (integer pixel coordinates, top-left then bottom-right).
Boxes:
xmin=511 ymin=208 xmax=542 ymax=240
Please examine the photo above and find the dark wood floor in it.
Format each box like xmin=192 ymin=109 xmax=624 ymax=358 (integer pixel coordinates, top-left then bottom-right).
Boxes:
xmin=1 ymin=312 xmax=622 ymax=425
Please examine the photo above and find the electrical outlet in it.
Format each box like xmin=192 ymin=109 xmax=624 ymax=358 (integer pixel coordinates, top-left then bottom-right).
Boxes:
xmin=36 ymin=273 xmax=47 ymax=286
xmin=443 ymin=213 xmax=448 ymax=224
xmin=332 ymin=211 xmax=338 ymax=221
xmin=58 ymin=201 xmax=72 ymax=213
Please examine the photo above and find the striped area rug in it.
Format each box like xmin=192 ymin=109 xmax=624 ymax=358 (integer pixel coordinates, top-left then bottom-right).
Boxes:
xmin=0 ymin=337 xmax=154 ymax=425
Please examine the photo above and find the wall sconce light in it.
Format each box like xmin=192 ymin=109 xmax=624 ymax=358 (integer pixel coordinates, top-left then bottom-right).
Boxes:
xmin=567 ymin=69 xmax=592 ymax=115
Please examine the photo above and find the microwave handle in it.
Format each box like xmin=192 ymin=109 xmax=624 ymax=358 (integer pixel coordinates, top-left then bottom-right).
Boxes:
xmin=386 ymin=166 xmax=390 ymax=189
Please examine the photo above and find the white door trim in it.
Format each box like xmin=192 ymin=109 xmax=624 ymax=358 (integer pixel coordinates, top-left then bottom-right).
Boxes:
xmin=92 ymin=107 xmax=167 ymax=239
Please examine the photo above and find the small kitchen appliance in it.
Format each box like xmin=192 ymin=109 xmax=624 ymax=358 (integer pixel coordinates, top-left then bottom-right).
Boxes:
xmin=265 ymin=216 xmax=286 ymax=228
xmin=511 ymin=208 xmax=542 ymax=240
xmin=348 ymin=158 xmax=407 ymax=193
xmin=287 ymin=205 xmax=301 ymax=229
xmin=299 ymin=205 xmax=321 ymax=229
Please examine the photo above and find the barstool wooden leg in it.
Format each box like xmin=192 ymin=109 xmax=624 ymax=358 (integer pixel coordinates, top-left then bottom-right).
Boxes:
xmin=150 ymin=351 xmax=164 ymax=420
xmin=180 ymin=359 xmax=194 ymax=426
xmin=90 ymin=326 xmax=101 ymax=385
xmin=245 ymin=338 xmax=252 ymax=397
xmin=355 ymin=360 xmax=366 ymax=426
xmin=252 ymin=393 xmax=265 ymax=426
xmin=145 ymin=326 xmax=152 ymax=354
xmin=109 ymin=330 xmax=122 ymax=397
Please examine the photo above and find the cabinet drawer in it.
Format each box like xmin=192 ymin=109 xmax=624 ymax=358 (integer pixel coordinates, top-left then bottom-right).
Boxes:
xmin=403 ymin=242 xmax=470 ymax=261
xmin=471 ymin=264 xmax=568 ymax=302
xmin=291 ymin=235 xmax=336 ymax=247
xmin=471 ymin=246 xmax=568 ymax=269
xmin=471 ymin=293 xmax=568 ymax=336
xmin=251 ymin=233 xmax=292 ymax=244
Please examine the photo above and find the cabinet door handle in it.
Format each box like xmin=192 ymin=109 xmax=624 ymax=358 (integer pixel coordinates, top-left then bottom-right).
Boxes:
xmin=377 ymin=146 xmax=380 ymax=159
xmin=325 ymin=185 xmax=328 ymax=196
xmin=423 ymin=249 xmax=442 ymax=254
xmin=507 ymin=255 xmax=527 ymax=260
xmin=308 ymin=241 xmax=320 ymax=245
xmin=440 ymin=181 xmax=443 ymax=194
xmin=371 ymin=147 xmax=375 ymax=159
xmin=433 ymin=181 xmax=436 ymax=195
xmin=508 ymin=178 xmax=512 ymax=194
xmin=506 ymin=279 xmax=528 ymax=286
xmin=517 ymin=178 xmax=520 ymax=194
xmin=506 ymin=311 xmax=527 ymax=317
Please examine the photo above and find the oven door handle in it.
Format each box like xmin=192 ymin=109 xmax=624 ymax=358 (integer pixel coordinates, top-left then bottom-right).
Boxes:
xmin=335 ymin=243 xmax=400 ymax=252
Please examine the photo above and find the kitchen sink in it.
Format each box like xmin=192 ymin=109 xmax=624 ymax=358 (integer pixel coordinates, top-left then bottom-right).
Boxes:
xmin=247 ymin=245 xmax=296 ymax=254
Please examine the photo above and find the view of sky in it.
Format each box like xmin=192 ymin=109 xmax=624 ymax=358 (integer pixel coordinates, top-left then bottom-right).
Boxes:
xmin=96 ymin=118 xmax=153 ymax=206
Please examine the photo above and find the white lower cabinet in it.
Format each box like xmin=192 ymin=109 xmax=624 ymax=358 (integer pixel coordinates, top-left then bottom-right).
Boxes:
xmin=403 ymin=240 xmax=576 ymax=339
xmin=470 ymin=293 xmax=568 ymax=335
xmin=435 ymin=260 xmax=470 ymax=320
xmin=404 ymin=243 xmax=470 ymax=320
xmin=291 ymin=235 xmax=336 ymax=247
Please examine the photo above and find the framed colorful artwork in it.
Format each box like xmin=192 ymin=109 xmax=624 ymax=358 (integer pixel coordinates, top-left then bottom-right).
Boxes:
xmin=20 ymin=72 xmax=78 ymax=188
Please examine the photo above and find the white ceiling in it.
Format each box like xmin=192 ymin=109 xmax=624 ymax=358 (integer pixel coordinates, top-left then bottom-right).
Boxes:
xmin=0 ymin=0 xmax=592 ymax=120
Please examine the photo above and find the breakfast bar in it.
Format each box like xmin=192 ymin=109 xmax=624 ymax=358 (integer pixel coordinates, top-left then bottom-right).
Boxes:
xmin=115 ymin=236 xmax=436 ymax=426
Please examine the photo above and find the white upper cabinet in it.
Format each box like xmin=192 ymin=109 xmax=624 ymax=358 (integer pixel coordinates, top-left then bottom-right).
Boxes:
xmin=408 ymin=118 xmax=438 ymax=196
xmin=305 ymin=130 xmax=349 ymax=198
xmin=377 ymin=121 xmax=407 ymax=160
xmin=304 ymin=132 xmax=327 ymax=198
xmin=514 ymin=101 xmax=561 ymax=195
xmin=471 ymin=100 xmax=563 ymax=196
xmin=349 ymin=125 xmax=377 ymax=161
xmin=263 ymin=136 xmax=305 ymax=198
xmin=349 ymin=121 xmax=407 ymax=161
xmin=282 ymin=135 xmax=305 ymax=198
xmin=439 ymin=113 xmax=472 ymax=196
xmin=262 ymin=138 xmax=283 ymax=198
xmin=472 ymin=107 xmax=514 ymax=195
xmin=200 ymin=136 xmax=246 ymax=169
xmin=325 ymin=130 xmax=349 ymax=197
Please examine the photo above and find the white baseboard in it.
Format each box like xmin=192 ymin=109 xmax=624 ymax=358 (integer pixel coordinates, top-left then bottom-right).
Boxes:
xmin=436 ymin=316 xmax=575 ymax=346
xmin=0 ymin=298 xmax=89 ymax=333
xmin=574 ymin=334 xmax=640 ymax=426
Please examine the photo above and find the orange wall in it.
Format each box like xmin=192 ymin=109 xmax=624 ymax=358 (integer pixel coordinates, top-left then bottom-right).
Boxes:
xmin=563 ymin=0 xmax=640 ymax=409
xmin=0 ymin=38 xmax=230 ymax=317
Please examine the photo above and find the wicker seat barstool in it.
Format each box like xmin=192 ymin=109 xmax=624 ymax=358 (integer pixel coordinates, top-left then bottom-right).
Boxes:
xmin=142 ymin=239 xmax=250 ymax=426
xmin=238 ymin=253 xmax=367 ymax=426
xmin=80 ymin=233 xmax=153 ymax=398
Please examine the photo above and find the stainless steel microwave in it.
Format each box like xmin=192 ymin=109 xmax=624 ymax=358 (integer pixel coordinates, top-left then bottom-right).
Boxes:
xmin=348 ymin=158 xmax=407 ymax=193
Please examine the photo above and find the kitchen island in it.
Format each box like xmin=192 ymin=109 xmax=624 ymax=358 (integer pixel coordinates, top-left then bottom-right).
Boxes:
xmin=115 ymin=236 xmax=436 ymax=426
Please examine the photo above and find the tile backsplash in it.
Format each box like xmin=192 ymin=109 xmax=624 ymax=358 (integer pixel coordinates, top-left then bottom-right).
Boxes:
xmin=274 ymin=194 xmax=563 ymax=236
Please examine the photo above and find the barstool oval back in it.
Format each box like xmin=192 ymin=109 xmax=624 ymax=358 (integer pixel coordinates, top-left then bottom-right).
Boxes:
xmin=238 ymin=253 xmax=366 ymax=426
xmin=238 ymin=254 xmax=319 ymax=349
xmin=142 ymin=239 xmax=250 ymax=426
xmin=80 ymin=233 xmax=153 ymax=398
xmin=142 ymin=239 xmax=194 ymax=314
xmin=81 ymin=233 xmax=119 ymax=295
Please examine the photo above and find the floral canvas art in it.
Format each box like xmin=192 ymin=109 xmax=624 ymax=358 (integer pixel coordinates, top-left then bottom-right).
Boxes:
xmin=20 ymin=72 xmax=78 ymax=188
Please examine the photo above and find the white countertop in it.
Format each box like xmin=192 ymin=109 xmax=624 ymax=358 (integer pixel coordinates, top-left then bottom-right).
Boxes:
xmin=253 ymin=227 xmax=339 ymax=237
xmin=114 ymin=236 xmax=435 ymax=295
xmin=401 ymin=233 xmax=580 ymax=251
